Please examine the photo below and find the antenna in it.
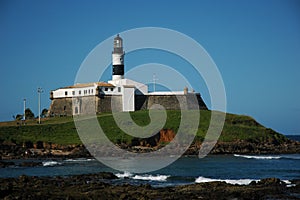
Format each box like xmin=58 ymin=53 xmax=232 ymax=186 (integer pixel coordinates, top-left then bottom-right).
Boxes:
xmin=152 ymin=73 xmax=159 ymax=92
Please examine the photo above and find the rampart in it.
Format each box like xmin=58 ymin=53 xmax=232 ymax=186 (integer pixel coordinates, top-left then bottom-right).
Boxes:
xmin=48 ymin=93 xmax=207 ymax=116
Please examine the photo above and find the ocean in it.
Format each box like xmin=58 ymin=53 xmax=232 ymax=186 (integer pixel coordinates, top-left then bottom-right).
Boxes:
xmin=1 ymin=154 xmax=299 ymax=187
xmin=286 ymin=135 xmax=300 ymax=142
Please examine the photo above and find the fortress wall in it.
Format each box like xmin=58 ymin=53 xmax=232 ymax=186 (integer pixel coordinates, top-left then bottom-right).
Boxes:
xmin=78 ymin=96 xmax=96 ymax=114
xmin=48 ymin=98 xmax=73 ymax=116
xmin=187 ymin=93 xmax=208 ymax=110
xmin=48 ymin=93 xmax=207 ymax=116
xmin=145 ymin=94 xmax=207 ymax=110
xmin=48 ymin=96 xmax=97 ymax=116
xmin=96 ymin=95 xmax=122 ymax=113
xmin=146 ymin=95 xmax=183 ymax=110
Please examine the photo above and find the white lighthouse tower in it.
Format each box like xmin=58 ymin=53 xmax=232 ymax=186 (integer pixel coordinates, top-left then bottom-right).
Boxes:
xmin=109 ymin=34 xmax=148 ymax=96
xmin=112 ymin=34 xmax=125 ymax=80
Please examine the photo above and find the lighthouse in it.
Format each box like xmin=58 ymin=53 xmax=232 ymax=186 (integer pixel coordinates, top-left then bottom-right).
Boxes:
xmin=112 ymin=34 xmax=125 ymax=80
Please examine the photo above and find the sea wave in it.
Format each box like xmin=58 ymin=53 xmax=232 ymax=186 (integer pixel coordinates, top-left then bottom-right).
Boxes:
xmin=42 ymin=161 xmax=62 ymax=167
xmin=115 ymin=172 xmax=169 ymax=181
xmin=195 ymin=176 xmax=258 ymax=185
xmin=132 ymin=174 xmax=170 ymax=181
xmin=65 ymin=158 xmax=95 ymax=162
xmin=195 ymin=176 xmax=295 ymax=187
xmin=115 ymin=171 xmax=133 ymax=178
xmin=234 ymin=154 xmax=281 ymax=160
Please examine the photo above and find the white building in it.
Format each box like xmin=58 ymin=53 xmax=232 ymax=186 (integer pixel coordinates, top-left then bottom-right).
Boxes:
xmin=49 ymin=34 xmax=207 ymax=116
xmin=50 ymin=34 xmax=148 ymax=113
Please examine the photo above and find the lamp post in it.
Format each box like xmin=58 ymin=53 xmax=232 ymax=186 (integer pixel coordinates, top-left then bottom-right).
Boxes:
xmin=37 ymin=87 xmax=43 ymax=124
xmin=23 ymin=98 xmax=26 ymax=121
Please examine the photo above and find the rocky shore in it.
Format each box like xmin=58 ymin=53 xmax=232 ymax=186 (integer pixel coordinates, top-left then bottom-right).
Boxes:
xmin=0 ymin=173 xmax=299 ymax=200
xmin=1 ymin=138 xmax=299 ymax=160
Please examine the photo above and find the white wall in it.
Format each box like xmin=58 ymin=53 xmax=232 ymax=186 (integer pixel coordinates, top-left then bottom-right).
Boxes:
xmin=99 ymin=86 xmax=121 ymax=95
xmin=52 ymin=86 xmax=96 ymax=98
xmin=52 ymin=84 xmax=122 ymax=99
xmin=122 ymin=86 xmax=135 ymax=111
xmin=112 ymin=53 xmax=124 ymax=65
xmin=108 ymin=78 xmax=148 ymax=94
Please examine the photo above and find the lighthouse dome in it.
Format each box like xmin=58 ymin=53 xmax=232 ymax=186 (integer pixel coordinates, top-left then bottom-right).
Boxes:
xmin=114 ymin=34 xmax=123 ymax=49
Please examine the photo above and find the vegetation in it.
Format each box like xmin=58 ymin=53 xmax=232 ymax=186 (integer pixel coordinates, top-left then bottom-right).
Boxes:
xmin=41 ymin=108 xmax=48 ymax=118
xmin=25 ymin=108 xmax=35 ymax=119
xmin=0 ymin=110 xmax=288 ymax=146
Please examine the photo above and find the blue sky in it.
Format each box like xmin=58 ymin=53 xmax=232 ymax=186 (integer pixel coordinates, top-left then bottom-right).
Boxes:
xmin=0 ymin=0 xmax=299 ymax=135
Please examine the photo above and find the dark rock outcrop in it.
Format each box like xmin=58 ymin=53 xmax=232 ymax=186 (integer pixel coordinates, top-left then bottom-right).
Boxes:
xmin=0 ymin=161 xmax=14 ymax=168
xmin=0 ymin=174 xmax=298 ymax=200
xmin=18 ymin=162 xmax=43 ymax=167
xmin=210 ymin=139 xmax=300 ymax=154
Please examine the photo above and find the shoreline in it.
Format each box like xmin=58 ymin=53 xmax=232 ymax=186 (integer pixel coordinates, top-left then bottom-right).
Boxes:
xmin=1 ymin=172 xmax=299 ymax=199
xmin=1 ymin=139 xmax=299 ymax=160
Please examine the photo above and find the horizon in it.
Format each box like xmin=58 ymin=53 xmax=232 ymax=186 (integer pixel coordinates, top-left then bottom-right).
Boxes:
xmin=0 ymin=1 xmax=299 ymax=135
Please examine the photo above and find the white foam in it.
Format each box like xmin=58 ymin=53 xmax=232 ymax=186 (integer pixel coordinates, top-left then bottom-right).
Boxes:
xmin=234 ymin=154 xmax=281 ymax=160
xmin=65 ymin=158 xmax=95 ymax=162
xmin=282 ymin=180 xmax=296 ymax=187
xmin=132 ymin=174 xmax=170 ymax=182
xmin=195 ymin=176 xmax=258 ymax=185
xmin=195 ymin=176 xmax=296 ymax=187
xmin=42 ymin=161 xmax=61 ymax=167
xmin=115 ymin=171 xmax=133 ymax=178
xmin=115 ymin=172 xmax=169 ymax=181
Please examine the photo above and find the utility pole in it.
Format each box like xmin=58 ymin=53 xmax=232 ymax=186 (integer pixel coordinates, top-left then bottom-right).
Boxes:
xmin=23 ymin=98 xmax=26 ymax=121
xmin=38 ymin=87 xmax=43 ymax=124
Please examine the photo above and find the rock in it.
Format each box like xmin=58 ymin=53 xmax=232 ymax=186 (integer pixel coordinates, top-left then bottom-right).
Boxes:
xmin=96 ymin=172 xmax=118 ymax=180
xmin=0 ymin=161 xmax=14 ymax=168
xmin=290 ymin=179 xmax=300 ymax=185
xmin=159 ymin=129 xmax=175 ymax=143
xmin=18 ymin=175 xmax=29 ymax=183
xmin=0 ymin=175 xmax=298 ymax=200
xmin=19 ymin=162 xmax=42 ymax=167
xmin=258 ymin=177 xmax=285 ymax=186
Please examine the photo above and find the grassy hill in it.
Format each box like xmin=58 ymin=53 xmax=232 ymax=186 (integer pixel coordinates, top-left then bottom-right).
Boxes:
xmin=0 ymin=110 xmax=288 ymax=146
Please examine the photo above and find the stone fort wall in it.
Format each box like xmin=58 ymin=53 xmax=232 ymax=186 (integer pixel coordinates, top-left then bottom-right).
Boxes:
xmin=48 ymin=93 xmax=207 ymax=116
xmin=136 ymin=93 xmax=207 ymax=111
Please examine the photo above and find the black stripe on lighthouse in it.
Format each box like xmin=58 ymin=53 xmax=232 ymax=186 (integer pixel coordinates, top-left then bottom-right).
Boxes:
xmin=113 ymin=64 xmax=124 ymax=75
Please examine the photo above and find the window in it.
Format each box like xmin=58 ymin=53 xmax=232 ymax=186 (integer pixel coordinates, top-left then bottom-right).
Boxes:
xmin=65 ymin=91 xmax=68 ymax=96
xmin=72 ymin=91 xmax=75 ymax=95
xmin=91 ymin=89 xmax=93 ymax=94
xmin=79 ymin=90 xmax=81 ymax=95
xmin=104 ymin=88 xmax=108 ymax=91
xmin=110 ymin=88 xmax=113 ymax=91
xmin=88 ymin=89 xmax=90 ymax=94
xmin=118 ymin=87 xmax=121 ymax=92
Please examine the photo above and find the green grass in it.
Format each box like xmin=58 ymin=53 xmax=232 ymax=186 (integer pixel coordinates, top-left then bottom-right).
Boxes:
xmin=0 ymin=121 xmax=80 ymax=145
xmin=0 ymin=110 xmax=288 ymax=146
